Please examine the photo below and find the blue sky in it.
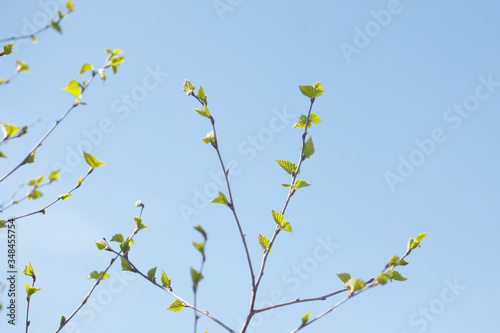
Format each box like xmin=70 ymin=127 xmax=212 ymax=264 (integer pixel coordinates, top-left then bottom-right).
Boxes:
xmin=1 ymin=1 xmax=499 ymax=332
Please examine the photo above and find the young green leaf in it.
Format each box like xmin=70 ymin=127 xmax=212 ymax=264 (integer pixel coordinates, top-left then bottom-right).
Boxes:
xmin=25 ymin=283 xmax=40 ymax=300
xmin=23 ymin=262 xmax=35 ymax=278
xmin=28 ymin=176 xmax=45 ymax=187
xmin=275 ymin=160 xmax=299 ymax=175
xmin=161 ymin=270 xmax=171 ymax=289
xmin=94 ymin=240 xmax=107 ymax=250
xmin=111 ymin=234 xmax=124 ymax=242
xmin=190 ymin=268 xmax=204 ymax=284
xmin=49 ymin=170 xmax=60 ymax=181
xmin=336 ymin=273 xmax=351 ymax=284
xmin=25 ymin=151 xmax=36 ymax=164
xmin=194 ymin=104 xmax=211 ymax=118
xmin=3 ymin=44 xmax=14 ymax=55
xmin=301 ymin=311 xmax=311 ymax=326
xmin=66 ymin=1 xmax=74 ymax=11
xmin=87 ymin=271 xmax=109 ymax=280
xmin=197 ymin=86 xmax=207 ymax=102
xmin=16 ymin=60 xmax=29 ymax=72
xmin=59 ymin=193 xmax=71 ymax=200
xmin=83 ymin=151 xmax=105 ymax=168
xmin=416 ymin=233 xmax=427 ymax=243
xmin=194 ymin=225 xmax=207 ymax=240
xmin=134 ymin=216 xmax=147 ymax=230
xmin=120 ymin=238 xmax=131 ymax=253
xmin=1 ymin=122 xmax=19 ymax=139
xmin=120 ymin=258 xmax=131 ymax=271
xmin=201 ymin=131 xmax=215 ymax=144
xmin=257 ymin=234 xmax=272 ymax=254
xmin=193 ymin=241 xmax=205 ymax=256
xmin=271 ymin=209 xmax=293 ymax=233
xmin=376 ymin=273 xmax=389 ymax=285
xmin=79 ymin=63 xmax=93 ymax=76
xmin=28 ymin=190 xmax=42 ymax=200
xmin=293 ymin=113 xmax=323 ymax=129
xmin=60 ymin=315 xmax=66 ymax=327
xmin=0 ymin=151 xmax=6 ymax=158
xmin=97 ymin=68 xmax=106 ymax=82
xmin=183 ymin=79 xmax=195 ymax=95
xmin=299 ymin=82 xmax=325 ymax=99
xmin=210 ymin=191 xmax=228 ymax=205
xmin=389 ymin=270 xmax=407 ymax=282
xmin=147 ymin=267 xmax=157 ymax=281
xmin=51 ymin=20 xmax=62 ymax=33
xmin=303 ymin=136 xmax=315 ymax=159
xmin=0 ymin=220 xmax=6 ymax=228
xmin=62 ymin=80 xmax=81 ymax=99
xmin=345 ymin=279 xmax=365 ymax=296
xmin=167 ymin=300 xmax=184 ymax=312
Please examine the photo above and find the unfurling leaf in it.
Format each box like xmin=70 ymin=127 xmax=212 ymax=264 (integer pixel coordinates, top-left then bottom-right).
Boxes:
xmin=60 ymin=315 xmax=66 ymax=327
xmin=111 ymin=234 xmax=124 ymax=242
xmin=79 ymin=63 xmax=93 ymax=76
xmin=293 ymin=113 xmax=322 ymax=128
xmin=194 ymin=104 xmax=211 ymax=118
xmin=345 ymin=279 xmax=365 ymax=296
xmin=299 ymin=82 xmax=326 ymax=99
xmin=28 ymin=190 xmax=42 ymax=200
xmin=83 ymin=151 xmax=105 ymax=168
xmin=301 ymin=311 xmax=311 ymax=326
xmin=25 ymin=151 xmax=36 ymax=164
xmin=161 ymin=270 xmax=171 ymax=288
xmin=167 ymin=300 xmax=183 ymax=312
xmin=183 ymin=80 xmax=195 ymax=95
xmin=193 ymin=241 xmax=205 ymax=256
xmin=194 ymin=225 xmax=207 ymax=240
xmin=62 ymin=80 xmax=81 ymax=99
xmin=59 ymin=193 xmax=71 ymax=200
xmin=120 ymin=258 xmax=131 ymax=271
xmin=3 ymin=44 xmax=14 ymax=55
xmin=134 ymin=216 xmax=147 ymax=230
xmin=51 ymin=20 xmax=62 ymax=33
xmin=271 ymin=210 xmax=293 ymax=233
xmin=303 ymin=136 xmax=315 ymax=159
xmin=25 ymin=283 xmax=40 ymax=300
xmin=201 ymin=131 xmax=215 ymax=144
xmin=257 ymin=234 xmax=272 ymax=254
xmin=23 ymin=262 xmax=35 ymax=278
xmin=16 ymin=60 xmax=29 ymax=72
xmin=191 ymin=268 xmax=204 ymax=284
xmin=210 ymin=191 xmax=228 ymax=205
xmin=94 ymin=240 xmax=107 ymax=250
xmin=197 ymin=86 xmax=207 ymax=102
xmin=66 ymin=1 xmax=74 ymax=11
xmin=49 ymin=170 xmax=60 ymax=181
xmin=1 ymin=122 xmax=19 ymax=139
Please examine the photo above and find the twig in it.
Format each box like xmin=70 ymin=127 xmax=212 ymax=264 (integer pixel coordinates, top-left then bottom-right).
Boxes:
xmin=241 ymin=98 xmax=316 ymax=333
xmin=0 ymin=55 xmax=113 ymax=184
xmin=191 ymin=94 xmax=256 ymax=287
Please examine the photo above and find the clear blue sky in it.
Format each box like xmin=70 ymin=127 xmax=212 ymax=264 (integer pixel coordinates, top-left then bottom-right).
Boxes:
xmin=1 ymin=1 xmax=499 ymax=332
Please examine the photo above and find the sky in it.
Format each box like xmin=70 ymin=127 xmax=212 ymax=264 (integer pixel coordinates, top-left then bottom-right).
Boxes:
xmin=0 ymin=0 xmax=499 ymax=332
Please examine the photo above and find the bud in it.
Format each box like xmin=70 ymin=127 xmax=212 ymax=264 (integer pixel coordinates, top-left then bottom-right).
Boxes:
xmin=135 ymin=200 xmax=143 ymax=207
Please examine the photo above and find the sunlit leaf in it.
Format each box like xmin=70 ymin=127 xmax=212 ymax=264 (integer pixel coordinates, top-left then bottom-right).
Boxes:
xmin=83 ymin=151 xmax=105 ymax=168
xmin=167 ymin=300 xmax=183 ymax=312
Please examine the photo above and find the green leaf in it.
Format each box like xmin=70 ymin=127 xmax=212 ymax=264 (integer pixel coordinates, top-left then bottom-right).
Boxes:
xmin=257 ymin=234 xmax=272 ymax=254
xmin=193 ymin=241 xmax=205 ymax=256
xmin=83 ymin=151 xmax=105 ymax=168
xmin=121 ymin=258 xmax=131 ymax=271
xmin=271 ymin=209 xmax=293 ymax=233
xmin=303 ymin=136 xmax=315 ymax=159
xmin=390 ymin=270 xmax=407 ymax=282
xmin=345 ymin=279 xmax=365 ymax=296
xmin=94 ymin=240 xmax=107 ymax=250
xmin=111 ymin=234 xmax=124 ymax=242
xmin=167 ymin=300 xmax=183 ymax=312
xmin=3 ymin=44 xmax=14 ymax=55
xmin=376 ymin=273 xmax=389 ymax=285
xmin=416 ymin=233 xmax=427 ymax=243
xmin=336 ymin=273 xmax=351 ymax=284
xmin=62 ymin=80 xmax=81 ymax=99
xmin=293 ymin=113 xmax=323 ymax=129
xmin=66 ymin=1 xmax=74 ymax=11
xmin=0 ymin=78 xmax=5 ymax=85
xmin=197 ymin=86 xmax=207 ymax=102
xmin=201 ymin=131 xmax=215 ymax=144
xmin=51 ymin=20 xmax=62 ymax=33
xmin=87 ymin=271 xmax=109 ymax=280
xmin=28 ymin=175 xmax=45 ymax=187
xmin=147 ymin=267 xmax=157 ymax=281
xmin=25 ymin=283 xmax=40 ymax=299
xmin=161 ymin=270 xmax=171 ymax=288
xmin=25 ymin=151 xmax=35 ymax=164
xmin=282 ymin=180 xmax=311 ymax=189
xmin=16 ymin=60 xmax=29 ymax=72
xmin=275 ymin=160 xmax=299 ymax=175
xmin=193 ymin=225 xmax=207 ymax=240
xmin=301 ymin=311 xmax=311 ymax=326
xmin=79 ymin=63 xmax=93 ymax=76
xmin=299 ymin=82 xmax=326 ymax=99
xmin=60 ymin=315 xmax=66 ymax=327
xmin=210 ymin=191 xmax=228 ymax=205
xmin=77 ymin=176 xmax=83 ymax=185
xmin=0 ymin=151 xmax=6 ymax=158
xmin=111 ymin=56 xmax=125 ymax=67
xmin=31 ymin=36 xmax=37 ymax=43
xmin=183 ymin=80 xmax=195 ymax=95
xmin=0 ymin=220 xmax=6 ymax=228
xmin=49 ymin=170 xmax=60 ymax=181
xmin=120 ymin=238 xmax=131 ymax=253
xmin=105 ymin=49 xmax=123 ymax=56
xmin=28 ymin=190 xmax=42 ymax=200
xmin=194 ymin=104 xmax=211 ymax=118
xmin=1 ymin=122 xmax=19 ymax=138
xmin=59 ymin=193 xmax=71 ymax=200
xmin=134 ymin=216 xmax=147 ymax=230
xmin=23 ymin=262 xmax=35 ymax=277
xmin=191 ymin=268 xmax=204 ymax=284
